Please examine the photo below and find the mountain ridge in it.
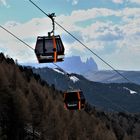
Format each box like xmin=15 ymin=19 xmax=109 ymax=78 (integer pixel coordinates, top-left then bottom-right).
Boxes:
xmin=55 ymin=56 xmax=98 ymax=74
xmin=84 ymin=70 xmax=140 ymax=84
xmin=22 ymin=55 xmax=98 ymax=73
xmin=22 ymin=56 xmax=140 ymax=85
xmin=33 ymin=66 xmax=140 ymax=113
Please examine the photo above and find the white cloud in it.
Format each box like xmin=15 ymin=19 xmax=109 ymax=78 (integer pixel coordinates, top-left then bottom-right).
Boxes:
xmin=81 ymin=22 xmax=121 ymax=40
xmin=112 ymin=0 xmax=124 ymax=4
xmin=0 ymin=6 xmax=140 ymax=69
xmin=0 ymin=0 xmax=10 ymax=8
xmin=0 ymin=0 xmax=7 ymax=6
xmin=0 ymin=18 xmax=52 ymax=41
xmin=67 ymin=0 xmax=79 ymax=5
xmin=112 ymin=0 xmax=140 ymax=4
xmin=0 ymin=41 xmax=36 ymax=63
xmin=64 ymin=8 xmax=116 ymax=22
xmin=56 ymin=8 xmax=117 ymax=34
xmin=129 ymin=0 xmax=140 ymax=4
xmin=72 ymin=0 xmax=79 ymax=5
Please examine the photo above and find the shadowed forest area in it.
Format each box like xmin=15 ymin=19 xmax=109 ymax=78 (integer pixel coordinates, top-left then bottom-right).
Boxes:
xmin=0 ymin=53 xmax=140 ymax=140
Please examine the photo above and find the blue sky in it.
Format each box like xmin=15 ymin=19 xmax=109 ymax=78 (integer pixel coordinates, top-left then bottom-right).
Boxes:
xmin=0 ymin=0 xmax=140 ymax=70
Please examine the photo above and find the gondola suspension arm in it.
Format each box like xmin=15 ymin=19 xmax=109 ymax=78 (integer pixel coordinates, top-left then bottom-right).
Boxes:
xmin=48 ymin=13 xmax=56 ymax=36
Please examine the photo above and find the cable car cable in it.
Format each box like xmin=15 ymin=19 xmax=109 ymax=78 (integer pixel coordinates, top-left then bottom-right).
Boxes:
xmin=0 ymin=25 xmax=130 ymax=113
xmin=0 ymin=25 xmax=34 ymax=51
xmin=28 ymin=0 xmax=135 ymax=85
xmin=0 ymin=25 xmax=69 ymax=76
xmin=53 ymin=63 xmax=70 ymax=76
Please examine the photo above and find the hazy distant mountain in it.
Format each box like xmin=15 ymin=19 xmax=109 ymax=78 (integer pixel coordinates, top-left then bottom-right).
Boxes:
xmin=22 ymin=56 xmax=98 ymax=74
xmin=84 ymin=70 xmax=140 ymax=85
xmin=33 ymin=67 xmax=140 ymax=113
xmin=57 ymin=56 xmax=98 ymax=74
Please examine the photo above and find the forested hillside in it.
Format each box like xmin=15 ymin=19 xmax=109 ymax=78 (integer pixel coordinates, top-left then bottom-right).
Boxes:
xmin=0 ymin=53 xmax=140 ymax=140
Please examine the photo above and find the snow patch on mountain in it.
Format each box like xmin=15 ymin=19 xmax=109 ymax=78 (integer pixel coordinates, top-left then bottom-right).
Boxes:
xmin=53 ymin=68 xmax=65 ymax=75
xmin=70 ymin=76 xmax=79 ymax=83
xmin=53 ymin=68 xmax=79 ymax=83
xmin=123 ymin=87 xmax=137 ymax=95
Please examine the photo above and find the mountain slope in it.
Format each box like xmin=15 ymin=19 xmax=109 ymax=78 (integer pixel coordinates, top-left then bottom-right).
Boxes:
xmin=33 ymin=67 xmax=140 ymax=113
xmin=0 ymin=53 xmax=116 ymax=140
xmin=23 ymin=56 xmax=140 ymax=85
xmin=0 ymin=53 xmax=140 ymax=140
xmin=84 ymin=70 xmax=140 ymax=85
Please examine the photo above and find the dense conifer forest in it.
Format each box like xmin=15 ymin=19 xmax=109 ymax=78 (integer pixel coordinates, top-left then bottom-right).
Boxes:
xmin=0 ymin=53 xmax=140 ymax=140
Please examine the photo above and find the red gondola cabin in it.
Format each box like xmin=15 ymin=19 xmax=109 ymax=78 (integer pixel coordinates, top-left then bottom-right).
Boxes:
xmin=64 ymin=90 xmax=85 ymax=110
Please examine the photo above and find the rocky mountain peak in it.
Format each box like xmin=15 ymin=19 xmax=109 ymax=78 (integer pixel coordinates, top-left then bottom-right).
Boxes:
xmin=58 ymin=56 xmax=98 ymax=74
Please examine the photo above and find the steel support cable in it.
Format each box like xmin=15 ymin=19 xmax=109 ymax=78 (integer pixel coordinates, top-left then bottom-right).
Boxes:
xmin=0 ymin=26 xmax=70 ymax=77
xmin=0 ymin=25 xmax=34 ymax=51
xmin=0 ymin=25 xmax=130 ymax=113
xmin=53 ymin=63 xmax=70 ymax=76
xmin=0 ymin=25 xmax=70 ymax=76
xmin=28 ymin=0 xmax=136 ymax=84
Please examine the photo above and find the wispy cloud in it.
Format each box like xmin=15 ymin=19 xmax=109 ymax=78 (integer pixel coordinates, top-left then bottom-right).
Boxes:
xmin=112 ymin=0 xmax=124 ymax=4
xmin=0 ymin=0 xmax=10 ymax=8
xmin=72 ymin=0 xmax=79 ymax=5
xmin=67 ymin=0 xmax=79 ymax=5
xmin=129 ymin=0 xmax=140 ymax=4
xmin=0 ymin=0 xmax=6 ymax=6
xmin=0 ymin=5 xmax=140 ymax=69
